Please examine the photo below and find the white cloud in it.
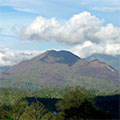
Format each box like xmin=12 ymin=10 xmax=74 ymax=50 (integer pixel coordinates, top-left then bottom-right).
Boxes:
xmin=21 ymin=11 xmax=120 ymax=45
xmin=21 ymin=11 xmax=104 ymax=45
xmin=70 ymin=42 xmax=120 ymax=58
xmin=13 ymin=7 xmax=34 ymax=13
xmin=21 ymin=11 xmax=120 ymax=57
xmin=92 ymin=7 xmax=120 ymax=12
xmin=21 ymin=16 xmax=61 ymax=42
xmin=0 ymin=48 xmax=41 ymax=66
xmin=94 ymin=24 xmax=120 ymax=44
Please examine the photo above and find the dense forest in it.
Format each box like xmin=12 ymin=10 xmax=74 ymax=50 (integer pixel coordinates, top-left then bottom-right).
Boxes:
xmin=0 ymin=86 xmax=119 ymax=120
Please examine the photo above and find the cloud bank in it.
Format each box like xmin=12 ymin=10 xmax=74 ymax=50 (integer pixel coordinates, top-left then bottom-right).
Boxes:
xmin=21 ymin=12 xmax=104 ymax=45
xmin=21 ymin=11 xmax=120 ymax=57
xmin=70 ymin=42 xmax=120 ymax=58
xmin=0 ymin=49 xmax=41 ymax=66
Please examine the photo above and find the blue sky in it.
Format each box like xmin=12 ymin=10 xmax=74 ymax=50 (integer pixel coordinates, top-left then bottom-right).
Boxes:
xmin=0 ymin=0 xmax=120 ymax=50
xmin=0 ymin=0 xmax=120 ymax=66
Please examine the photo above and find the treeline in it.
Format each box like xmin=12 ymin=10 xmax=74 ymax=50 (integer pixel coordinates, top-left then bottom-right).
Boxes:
xmin=0 ymin=87 xmax=119 ymax=120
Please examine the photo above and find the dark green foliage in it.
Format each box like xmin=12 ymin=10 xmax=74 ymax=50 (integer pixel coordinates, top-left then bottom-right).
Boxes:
xmin=56 ymin=86 xmax=92 ymax=111
xmin=95 ymin=95 xmax=120 ymax=119
xmin=25 ymin=97 xmax=59 ymax=112
xmin=0 ymin=87 xmax=119 ymax=120
xmin=0 ymin=88 xmax=49 ymax=120
xmin=10 ymin=100 xmax=27 ymax=120
xmin=63 ymin=100 xmax=111 ymax=120
xmin=21 ymin=101 xmax=47 ymax=120
xmin=56 ymin=86 xmax=112 ymax=120
xmin=31 ymin=88 xmax=65 ymax=98
xmin=0 ymin=99 xmax=49 ymax=120
xmin=41 ymin=112 xmax=53 ymax=120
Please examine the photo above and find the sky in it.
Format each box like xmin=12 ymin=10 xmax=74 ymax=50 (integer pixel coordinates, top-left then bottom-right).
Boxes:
xmin=0 ymin=0 xmax=120 ymax=66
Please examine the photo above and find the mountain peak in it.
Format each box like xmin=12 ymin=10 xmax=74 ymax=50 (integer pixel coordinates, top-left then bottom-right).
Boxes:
xmin=87 ymin=53 xmax=120 ymax=71
xmin=39 ymin=50 xmax=80 ymax=66
xmin=0 ymin=50 xmax=119 ymax=91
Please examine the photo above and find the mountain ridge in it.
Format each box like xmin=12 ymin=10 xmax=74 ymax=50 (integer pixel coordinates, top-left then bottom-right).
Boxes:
xmin=0 ymin=50 xmax=119 ymax=92
xmin=87 ymin=53 xmax=120 ymax=70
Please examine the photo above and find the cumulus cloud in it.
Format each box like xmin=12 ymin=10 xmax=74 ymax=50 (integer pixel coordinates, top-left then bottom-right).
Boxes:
xmin=21 ymin=11 xmax=120 ymax=45
xmin=70 ymin=42 xmax=120 ymax=58
xmin=21 ymin=12 xmax=104 ymax=45
xmin=21 ymin=11 xmax=120 ymax=57
xmin=0 ymin=48 xmax=41 ymax=66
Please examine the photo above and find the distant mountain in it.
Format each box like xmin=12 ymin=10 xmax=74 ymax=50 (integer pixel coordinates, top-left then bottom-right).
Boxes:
xmin=0 ymin=66 xmax=10 ymax=72
xmin=0 ymin=50 xmax=119 ymax=92
xmin=87 ymin=54 xmax=120 ymax=71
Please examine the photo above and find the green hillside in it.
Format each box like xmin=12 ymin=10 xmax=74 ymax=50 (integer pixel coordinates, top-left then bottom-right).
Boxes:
xmin=0 ymin=50 xmax=119 ymax=92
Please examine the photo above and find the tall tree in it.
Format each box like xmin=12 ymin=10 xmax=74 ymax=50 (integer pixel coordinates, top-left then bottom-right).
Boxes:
xmin=56 ymin=86 xmax=111 ymax=120
xmin=10 ymin=100 xmax=27 ymax=120
xmin=21 ymin=101 xmax=47 ymax=120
